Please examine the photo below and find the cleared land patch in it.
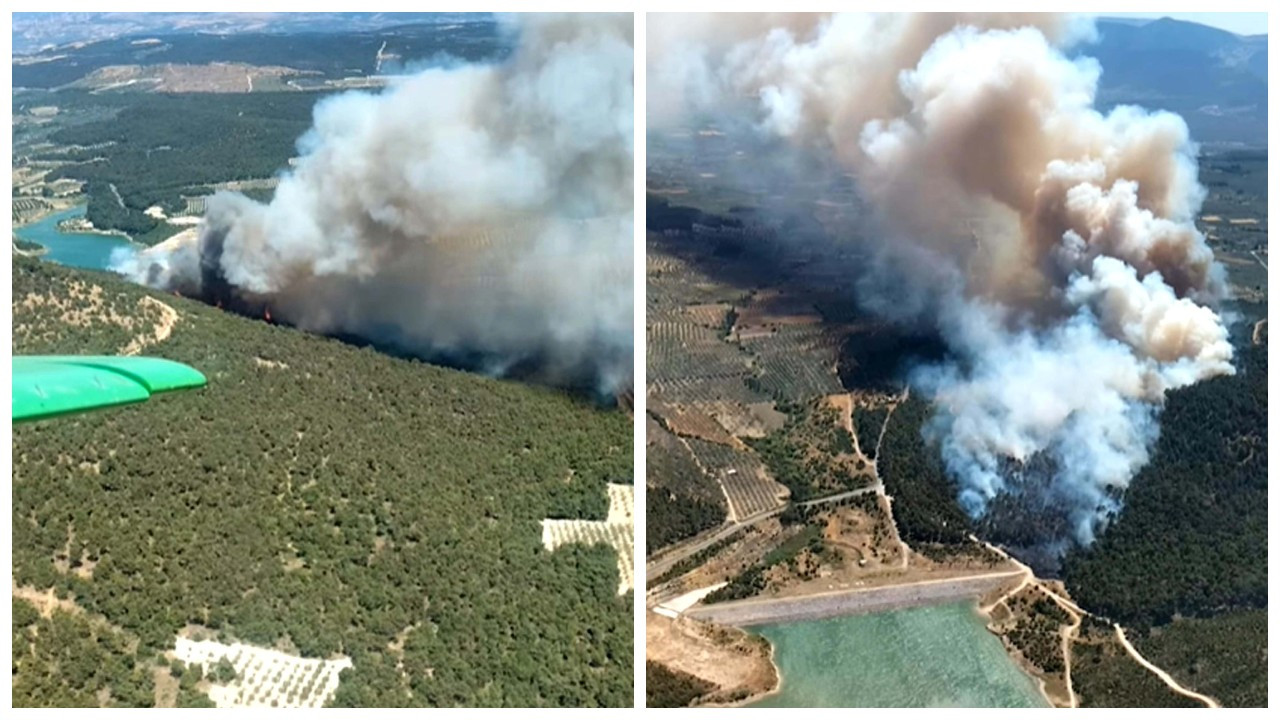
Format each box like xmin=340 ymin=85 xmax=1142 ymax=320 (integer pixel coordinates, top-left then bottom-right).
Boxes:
xmin=542 ymin=483 xmax=635 ymax=594
xmin=172 ymin=637 xmax=352 ymax=708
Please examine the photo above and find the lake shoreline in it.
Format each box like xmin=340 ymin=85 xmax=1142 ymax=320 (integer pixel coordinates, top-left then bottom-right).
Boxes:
xmin=56 ymin=215 xmax=135 ymax=243
xmin=978 ymin=601 xmax=1067 ymax=709
xmin=12 ymin=240 xmax=49 ymax=257
xmin=12 ymin=204 xmax=141 ymax=270
xmin=735 ymin=601 xmax=1049 ymax=708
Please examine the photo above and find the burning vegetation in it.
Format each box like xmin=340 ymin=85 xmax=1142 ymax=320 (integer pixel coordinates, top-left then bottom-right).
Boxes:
xmin=649 ymin=13 xmax=1235 ymax=552
xmin=114 ymin=13 xmax=633 ymax=397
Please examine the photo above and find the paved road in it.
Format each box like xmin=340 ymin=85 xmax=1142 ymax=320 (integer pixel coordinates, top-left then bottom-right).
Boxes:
xmin=796 ymin=484 xmax=881 ymax=508
xmin=683 ymin=570 xmax=1025 ymax=627
xmin=646 ymin=518 xmax=764 ymax=582
xmin=647 ymin=486 xmax=880 ymax=584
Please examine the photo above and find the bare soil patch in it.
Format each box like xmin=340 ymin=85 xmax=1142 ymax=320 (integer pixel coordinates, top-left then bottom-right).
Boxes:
xmin=646 ymin=612 xmax=777 ymax=706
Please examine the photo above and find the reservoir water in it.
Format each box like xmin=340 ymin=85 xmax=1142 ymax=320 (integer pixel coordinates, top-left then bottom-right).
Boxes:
xmin=749 ymin=601 xmax=1047 ymax=708
xmin=14 ymin=205 xmax=134 ymax=271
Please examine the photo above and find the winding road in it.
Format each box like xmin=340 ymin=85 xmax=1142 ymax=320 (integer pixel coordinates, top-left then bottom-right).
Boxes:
xmin=974 ymin=535 xmax=1218 ymax=708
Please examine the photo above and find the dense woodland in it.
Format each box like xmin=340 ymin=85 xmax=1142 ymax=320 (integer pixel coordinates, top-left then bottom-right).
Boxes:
xmin=851 ymin=406 xmax=887 ymax=460
xmin=1133 ymin=609 xmax=1267 ymax=708
xmin=31 ymin=92 xmax=322 ymax=236
xmin=11 ymin=257 xmax=632 ymax=707
xmin=876 ymin=394 xmax=973 ymax=545
xmin=646 ymin=422 xmax=726 ymax=554
xmin=13 ymin=599 xmax=155 ymax=707
xmin=646 ymin=486 xmax=723 ymax=555
xmin=1063 ymin=342 xmax=1267 ymax=627
xmin=645 ymin=661 xmax=714 ymax=708
xmin=869 ymin=338 xmax=1266 ymax=706
xmin=1071 ymin=619 xmax=1201 ymax=708
xmin=649 ymin=129 xmax=1267 ymax=709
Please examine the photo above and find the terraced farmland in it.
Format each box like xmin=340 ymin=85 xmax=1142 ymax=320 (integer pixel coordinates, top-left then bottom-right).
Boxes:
xmin=686 ymin=438 xmax=787 ymax=521
xmin=182 ymin=195 xmax=208 ymax=215
xmin=683 ymin=302 xmax=732 ymax=328
xmin=647 ymin=322 xmax=750 ymax=383
xmin=647 ymin=418 xmax=729 ymax=553
xmin=13 ymin=196 xmax=52 ymax=224
xmin=647 ymin=240 xmax=800 ymax=551
xmin=743 ymin=325 xmax=846 ymax=401
xmin=651 ymin=400 xmax=737 ymax=445
xmin=649 ymin=375 xmax=767 ymax=406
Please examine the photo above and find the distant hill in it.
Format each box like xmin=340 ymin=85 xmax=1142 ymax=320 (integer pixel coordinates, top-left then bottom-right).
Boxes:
xmin=1084 ymin=17 xmax=1267 ymax=147
xmin=11 ymin=12 xmax=486 ymax=54
xmin=12 ymin=16 xmax=506 ymax=89
xmin=11 ymin=257 xmax=632 ymax=707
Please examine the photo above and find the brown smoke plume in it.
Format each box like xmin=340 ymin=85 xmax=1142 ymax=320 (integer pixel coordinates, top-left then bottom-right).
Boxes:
xmin=115 ymin=13 xmax=633 ymax=396
xmin=649 ymin=13 xmax=1233 ymax=548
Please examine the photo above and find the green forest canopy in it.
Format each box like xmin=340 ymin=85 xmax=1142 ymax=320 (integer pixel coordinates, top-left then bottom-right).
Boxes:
xmin=11 ymin=256 xmax=632 ymax=707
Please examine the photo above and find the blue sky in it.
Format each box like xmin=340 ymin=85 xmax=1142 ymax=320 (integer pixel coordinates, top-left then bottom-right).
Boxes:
xmin=1098 ymin=12 xmax=1267 ymax=36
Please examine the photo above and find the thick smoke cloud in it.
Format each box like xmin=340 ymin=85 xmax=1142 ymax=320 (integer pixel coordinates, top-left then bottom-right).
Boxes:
xmin=116 ymin=13 xmax=633 ymax=395
xmin=649 ymin=13 xmax=1233 ymax=549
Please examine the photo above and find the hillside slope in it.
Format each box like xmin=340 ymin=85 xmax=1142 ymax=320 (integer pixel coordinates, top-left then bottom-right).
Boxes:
xmin=11 ymin=256 xmax=632 ymax=707
xmin=1087 ymin=18 xmax=1267 ymax=146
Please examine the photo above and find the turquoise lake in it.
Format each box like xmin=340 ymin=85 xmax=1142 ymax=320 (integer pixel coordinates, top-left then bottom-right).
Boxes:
xmin=749 ymin=602 xmax=1047 ymax=708
xmin=14 ymin=205 xmax=134 ymax=270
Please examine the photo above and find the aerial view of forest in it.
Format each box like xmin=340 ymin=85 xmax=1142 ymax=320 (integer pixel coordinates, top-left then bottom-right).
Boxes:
xmin=644 ymin=13 xmax=1265 ymax=709
xmin=12 ymin=12 xmax=635 ymax=708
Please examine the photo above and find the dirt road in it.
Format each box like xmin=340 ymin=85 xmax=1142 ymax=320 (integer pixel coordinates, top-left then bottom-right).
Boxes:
xmin=973 ymin=534 xmax=1218 ymax=709
xmin=1114 ymin=625 xmax=1220 ymax=708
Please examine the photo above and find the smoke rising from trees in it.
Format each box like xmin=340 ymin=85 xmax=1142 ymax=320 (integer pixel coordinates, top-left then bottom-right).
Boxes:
xmin=649 ymin=13 xmax=1233 ymax=548
xmin=117 ymin=13 xmax=633 ymax=395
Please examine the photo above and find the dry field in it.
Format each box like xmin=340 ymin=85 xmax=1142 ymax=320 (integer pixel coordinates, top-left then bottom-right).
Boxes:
xmin=72 ymin=63 xmax=319 ymax=93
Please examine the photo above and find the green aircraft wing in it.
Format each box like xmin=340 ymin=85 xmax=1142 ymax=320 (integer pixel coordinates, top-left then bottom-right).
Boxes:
xmin=12 ymin=356 xmax=207 ymax=423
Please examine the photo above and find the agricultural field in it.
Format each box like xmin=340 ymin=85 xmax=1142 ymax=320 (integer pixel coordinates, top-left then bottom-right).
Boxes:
xmin=13 ymin=196 xmax=53 ymax=224
xmin=542 ymin=484 xmax=635 ymax=595
xmin=742 ymin=325 xmax=846 ymax=402
xmin=13 ymin=16 xmax=509 ymax=89
xmin=644 ymin=202 xmax=887 ymax=556
xmin=645 ymin=33 xmax=1268 ymax=703
xmin=646 ymin=230 xmax=800 ymax=553
xmin=172 ymin=637 xmax=352 ymax=708
xmin=647 ymin=419 xmax=728 ymax=554
xmin=11 ymin=18 xmax=512 ymax=241
xmin=685 ymin=438 xmax=787 ymax=522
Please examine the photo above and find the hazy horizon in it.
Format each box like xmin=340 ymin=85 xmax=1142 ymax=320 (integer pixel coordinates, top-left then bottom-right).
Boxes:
xmin=1097 ymin=12 xmax=1267 ymax=36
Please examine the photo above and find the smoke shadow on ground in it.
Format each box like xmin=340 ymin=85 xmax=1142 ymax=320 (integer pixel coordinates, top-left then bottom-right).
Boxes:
xmin=327 ymin=329 xmax=628 ymax=406
xmin=647 ymin=192 xmax=950 ymax=395
xmin=647 ymin=191 xmax=1106 ymax=576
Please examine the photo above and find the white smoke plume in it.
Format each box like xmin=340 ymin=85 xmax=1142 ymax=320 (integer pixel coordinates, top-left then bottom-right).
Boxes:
xmin=649 ymin=13 xmax=1233 ymax=547
xmin=116 ymin=13 xmax=633 ymax=395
